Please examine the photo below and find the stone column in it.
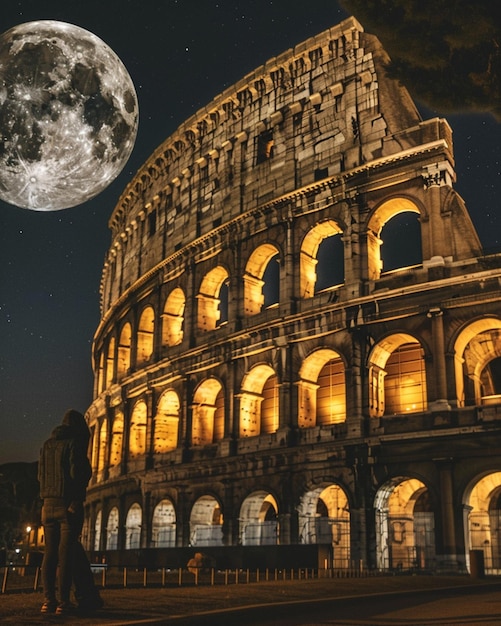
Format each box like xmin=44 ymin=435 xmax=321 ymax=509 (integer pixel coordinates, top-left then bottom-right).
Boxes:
xmin=427 ymin=307 xmax=451 ymax=411
xmin=436 ymin=460 xmax=461 ymax=571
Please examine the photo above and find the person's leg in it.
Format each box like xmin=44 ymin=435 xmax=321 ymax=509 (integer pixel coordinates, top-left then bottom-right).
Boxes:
xmin=58 ymin=505 xmax=79 ymax=605
xmin=40 ymin=501 xmax=59 ymax=612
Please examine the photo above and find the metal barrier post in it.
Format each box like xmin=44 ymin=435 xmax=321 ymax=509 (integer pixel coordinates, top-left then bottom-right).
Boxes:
xmin=2 ymin=566 xmax=8 ymax=594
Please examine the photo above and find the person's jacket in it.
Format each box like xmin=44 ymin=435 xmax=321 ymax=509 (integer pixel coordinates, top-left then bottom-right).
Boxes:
xmin=38 ymin=424 xmax=92 ymax=503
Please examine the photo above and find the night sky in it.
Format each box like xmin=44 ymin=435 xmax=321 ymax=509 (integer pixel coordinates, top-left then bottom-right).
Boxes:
xmin=1 ymin=1 xmax=500 ymax=463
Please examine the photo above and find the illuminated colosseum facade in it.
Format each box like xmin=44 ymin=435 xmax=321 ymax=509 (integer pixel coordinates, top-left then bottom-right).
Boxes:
xmin=84 ymin=16 xmax=501 ymax=573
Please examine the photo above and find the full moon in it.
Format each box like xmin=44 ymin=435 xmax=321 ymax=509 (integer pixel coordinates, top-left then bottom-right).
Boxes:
xmin=0 ymin=20 xmax=139 ymax=211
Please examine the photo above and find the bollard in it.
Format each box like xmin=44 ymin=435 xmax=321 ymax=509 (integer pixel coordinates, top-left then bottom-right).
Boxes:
xmin=101 ymin=566 xmax=107 ymax=588
xmin=123 ymin=567 xmax=127 ymax=587
xmin=2 ymin=566 xmax=8 ymax=594
xmin=178 ymin=567 xmax=182 ymax=586
xmin=211 ymin=568 xmax=215 ymax=586
xmin=143 ymin=567 xmax=147 ymax=587
xmin=34 ymin=566 xmax=40 ymax=590
xmin=256 ymin=568 xmax=260 ymax=583
xmin=224 ymin=569 xmax=228 ymax=585
xmin=235 ymin=568 xmax=239 ymax=584
xmin=162 ymin=568 xmax=166 ymax=586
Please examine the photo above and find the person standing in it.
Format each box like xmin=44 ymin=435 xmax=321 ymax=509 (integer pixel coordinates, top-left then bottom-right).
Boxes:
xmin=38 ymin=409 xmax=92 ymax=615
xmin=62 ymin=410 xmax=104 ymax=612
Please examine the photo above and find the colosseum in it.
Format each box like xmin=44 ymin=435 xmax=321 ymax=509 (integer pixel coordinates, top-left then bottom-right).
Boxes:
xmin=83 ymin=16 xmax=501 ymax=574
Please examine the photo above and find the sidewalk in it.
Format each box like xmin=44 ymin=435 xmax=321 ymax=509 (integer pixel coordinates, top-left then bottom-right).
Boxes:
xmin=1 ymin=575 xmax=500 ymax=625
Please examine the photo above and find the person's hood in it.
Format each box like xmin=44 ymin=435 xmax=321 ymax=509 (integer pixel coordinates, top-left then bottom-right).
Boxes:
xmin=50 ymin=423 xmax=74 ymax=440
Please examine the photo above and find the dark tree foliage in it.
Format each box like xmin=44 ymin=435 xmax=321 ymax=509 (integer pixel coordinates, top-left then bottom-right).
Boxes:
xmin=340 ymin=0 xmax=501 ymax=119
xmin=0 ymin=462 xmax=40 ymax=550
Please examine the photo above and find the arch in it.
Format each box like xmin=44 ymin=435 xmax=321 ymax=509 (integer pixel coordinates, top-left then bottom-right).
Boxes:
xmin=239 ymin=364 xmax=278 ymax=436
xmin=453 ymin=318 xmax=501 ymax=407
xmin=367 ymin=198 xmax=421 ymax=281
xmin=243 ymin=244 xmax=280 ymax=315
xmin=129 ymin=400 xmax=147 ymax=456
xmin=151 ymin=499 xmax=177 ymax=547
xmin=298 ymin=484 xmax=350 ymax=568
xmin=106 ymin=507 xmax=119 ymax=550
xmin=97 ymin=419 xmax=108 ymax=473
xmin=192 ymin=378 xmax=225 ymax=446
xmin=117 ymin=322 xmax=132 ymax=378
xmin=162 ymin=287 xmax=185 ymax=346
xmin=109 ymin=410 xmax=124 ymax=467
xmin=380 ymin=212 xmax=422 ymax=272
xmin=105 ymin=337 xmax=115 ymax=388
xmin=197 ymin=266 xmax=229 ymax=331
xmin=300 ymin=220 xmax=343 ymax=298
xmin=137 ymin=306 xmax=155 ymax=364
xmin=97 ymin=352 xmax=105 ymax=395
xmin=125 ymin=503 xmax=142 ymax=549
xmin=239 ymin=491 xmax=279 ymax=545
xmin=369 ymin=333 xmax=427 ymax=417
xmin=298 ymin=349 xmax=346 ymax=427
xmin=374 ymin=477 xmax=435 ymax=571
xmin=94 ymin=510 xmax=102 ymax=551
xmin=154 ymin=390 xmax=180 ymax=453
xmin=189 ymin=495 xmax=223 ymax=546
xmin=464 ymin=471 xmax=501 ymax=572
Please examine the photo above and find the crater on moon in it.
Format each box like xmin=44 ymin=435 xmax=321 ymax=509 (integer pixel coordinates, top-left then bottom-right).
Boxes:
xmin=0 ymin=20 xmax=139 ymax=211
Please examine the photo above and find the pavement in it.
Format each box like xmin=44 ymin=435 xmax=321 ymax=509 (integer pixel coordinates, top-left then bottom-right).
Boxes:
xmin=1 ymin=574 xmax=500 ymax=625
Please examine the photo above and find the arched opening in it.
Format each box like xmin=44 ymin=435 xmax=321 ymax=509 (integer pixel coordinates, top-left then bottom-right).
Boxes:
xmin=380 ymin=212 xmax=422 ymax=272
xmin=105 ymin=337 xmax=115 ymax=388
xmin=454 ymin=319 xmax=501 ymax=407
xmin=106 ymin=507 xmax=119 ymax=550
xmin=109 ymin=411 xmax=124 ymax=468
xmin=151 ymin=499 xmax=176 ymax=548
xmin=369 ymin=334 xmax=427 ymax=417
xmin=97 ymin=352 xmax=105 ymax=395
xmin=244 ymin=244 xmax=280 ymax=315
xmin=117 ymin=323 xmax=132 ymax=378
xmin=197 ymin=266 xmax=229 ymax=331
xmin=239 ymin=491 xmax=279 ymax=545
xmin=125 ymin=503 xmax=142 ymax=549
xmin=375 ymin=477 xmax=435 ymax=571
xmin=192 ymin=378 xmax=225 ymax=446
xmin=239 ymin=364 xmax=278 ymax=436
xmin=94 ymin=510 xmax=102 ymax=551
xmin=129 ymin=400 xmax=147 ymax=457
xmin=300 ymin=220 xmax=343 ymax=298
xmin=298 ymin=349 xmax=346 ymax=427
xmin=298 ymin=484 xmax=350 ymax=568
xmin=316 ymin=234 xmax=344 ymax=292
xmin=465 ymin=472 xmax=501 ymax=573
xmin=97 ymin=419 xmax=108 ymax=474
xmin=367 ymin=198 xmax=421 ymax=280
xmin=162 ymin=288 xmax=185 ymax=346
xmin=154 ymin=390 xmax=180 ymax=453
xmin=189 ymin=495 xmax=223 ymax=546
xmin=137 ymin=306 xmax=155 ymax=365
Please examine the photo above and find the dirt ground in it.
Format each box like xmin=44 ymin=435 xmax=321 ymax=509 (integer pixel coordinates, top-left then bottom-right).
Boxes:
xmin=0 ymin=574 xmax=497 ymax=625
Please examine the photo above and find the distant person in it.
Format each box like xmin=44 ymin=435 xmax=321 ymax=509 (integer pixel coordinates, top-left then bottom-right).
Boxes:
xmin=38 ymin=409 xmax=102 ymax=615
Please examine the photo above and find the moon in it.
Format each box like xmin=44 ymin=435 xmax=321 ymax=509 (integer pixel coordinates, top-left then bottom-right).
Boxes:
xmin=0 ymin=20 xmax=139 ymax=211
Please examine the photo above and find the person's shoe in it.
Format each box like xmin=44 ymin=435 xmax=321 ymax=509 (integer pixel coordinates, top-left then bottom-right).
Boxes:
xmin=40 ymin=599 xmax=57 ymax=613
xmin=55 ymin=601 xmax=77 ymax=615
